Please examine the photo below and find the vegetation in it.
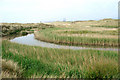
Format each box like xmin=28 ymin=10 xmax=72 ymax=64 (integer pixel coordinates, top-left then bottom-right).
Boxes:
xmin=34 ymin=27 xmax=118 ymax=47
xmin=2 ymin=59 xmax=22 ymax=78
xmin=2 ymin=40 xmax=118 ymax=78
xmin=91 ymin=25 xmax=118 ymax=28
xmin=1 ymin=23 xmax=54 ymax=37
xmin=1 ymin=19 xmax=119 ymax=79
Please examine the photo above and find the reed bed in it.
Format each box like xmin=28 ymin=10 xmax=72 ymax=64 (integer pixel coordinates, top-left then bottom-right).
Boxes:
xmin=2 ymin=40 xmax=118 ymax=78
xmin=34 ymin=27 xmax=118 ymax=47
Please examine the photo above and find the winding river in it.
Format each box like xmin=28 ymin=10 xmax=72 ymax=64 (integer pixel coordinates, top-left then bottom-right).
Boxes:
xmin=10 ymin=34 xmax=118 ymax=51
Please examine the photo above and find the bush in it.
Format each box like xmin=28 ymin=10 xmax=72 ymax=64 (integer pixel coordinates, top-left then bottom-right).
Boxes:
xmin=21 ymin=31 xmax=28 ymax=35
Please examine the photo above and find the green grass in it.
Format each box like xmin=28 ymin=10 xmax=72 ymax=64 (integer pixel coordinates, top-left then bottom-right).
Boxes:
xmin=2 ymin=40 xmax=119 ymax=78
xmin=58 ymin=30 xmax=118 ymax=35
xmin=34 ymin=27 xmax=118 ymax=47
xmin=91 ymin=25 xmax=118 ymax=28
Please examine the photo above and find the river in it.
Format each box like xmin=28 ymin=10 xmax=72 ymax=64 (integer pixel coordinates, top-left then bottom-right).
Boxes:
xmin=10 ymin=34 xmax=118 ymax=51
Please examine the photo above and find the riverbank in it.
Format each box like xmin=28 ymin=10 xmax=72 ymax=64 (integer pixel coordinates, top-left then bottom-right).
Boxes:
xmin=1 ymin=23 xmax=55 ymax=39
xmin=10 ymin=34 xmax=118 ymax=51
xmin=2 ymin=40 xmax=118 ymax=78
xmin=34 ymin=27 xmax=118 ymax=47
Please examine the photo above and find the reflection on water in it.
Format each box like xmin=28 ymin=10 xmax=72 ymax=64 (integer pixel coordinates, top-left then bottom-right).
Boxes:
xmin=10 ymin=34 xmax=118 ymax=51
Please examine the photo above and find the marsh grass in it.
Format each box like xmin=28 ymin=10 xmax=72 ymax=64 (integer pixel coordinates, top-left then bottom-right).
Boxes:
xmin=34 ymin=27 xmax=118 ymax=47
xmin=91 ymin=25 xmax=118 ymax=28
xmin=2 ymin=59 xmax=23 ymax=78
xmin=2 ymin=40 xmax=119 ymax=78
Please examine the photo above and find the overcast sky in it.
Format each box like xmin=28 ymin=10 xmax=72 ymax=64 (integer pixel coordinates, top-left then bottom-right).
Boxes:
xmin=0 ymin=0 xmax=119 ymax=23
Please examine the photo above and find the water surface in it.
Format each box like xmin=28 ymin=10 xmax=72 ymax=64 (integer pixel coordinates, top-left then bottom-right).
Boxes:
xmin=10 ymin=34 xmax=118 ymax=51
